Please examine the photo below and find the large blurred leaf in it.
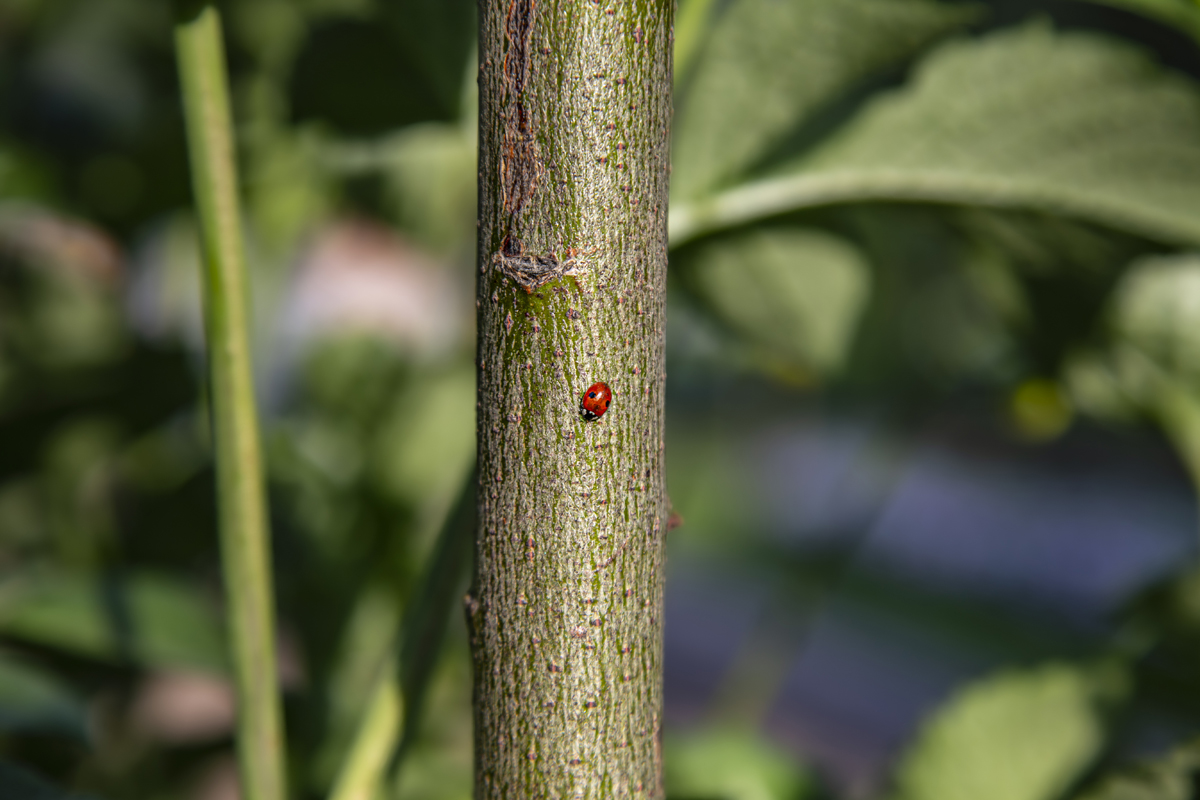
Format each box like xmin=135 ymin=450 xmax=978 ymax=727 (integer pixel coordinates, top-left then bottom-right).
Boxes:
xmin=894 ymin=662 xmax=1122 ymax=800
xmin=0 ymin=570 xmax=226 ymax=673
xmin=681 ymin=226 xmax=870 ymax=376
xmin=671 ymin=24 xmax=1200 ymax=247
xmin=672 ymin=0 xmax=976 ymax=200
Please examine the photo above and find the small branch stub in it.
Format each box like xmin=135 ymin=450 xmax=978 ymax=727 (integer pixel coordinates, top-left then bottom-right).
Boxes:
xmin=492 ymin=243 xmax=580 ymax=292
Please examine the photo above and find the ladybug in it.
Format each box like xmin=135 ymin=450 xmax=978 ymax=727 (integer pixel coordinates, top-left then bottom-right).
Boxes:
xmin=580 ymin=381 xmax=612 ymax=421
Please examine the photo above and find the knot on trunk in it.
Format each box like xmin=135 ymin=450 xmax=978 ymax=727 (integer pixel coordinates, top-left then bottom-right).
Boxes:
xmin=492 ymin=249 xmax=579 ymax=292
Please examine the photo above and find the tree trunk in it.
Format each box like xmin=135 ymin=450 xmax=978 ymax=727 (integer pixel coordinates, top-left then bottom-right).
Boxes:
xmin=469 ymin=0 xmax=674 ymax=796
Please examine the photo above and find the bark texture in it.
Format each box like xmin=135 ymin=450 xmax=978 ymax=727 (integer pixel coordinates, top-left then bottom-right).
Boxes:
xmin=470 ymin=0 xmax=673 ymax=797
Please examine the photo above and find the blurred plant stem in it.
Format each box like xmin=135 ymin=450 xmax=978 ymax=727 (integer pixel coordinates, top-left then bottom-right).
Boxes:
xmin=175 ymin=7 xmax=287 ymax=800
xmin=326 ymin=470 xmax=474 ymax=800
xmin=329 ymin=654 xmax=402 ymax=800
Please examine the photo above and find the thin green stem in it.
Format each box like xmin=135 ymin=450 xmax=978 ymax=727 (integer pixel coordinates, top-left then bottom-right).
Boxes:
xmin=667 ymin=170 xmax=1200 ymax=248
xmin=175 ymin=8 xmax=287 ymax=800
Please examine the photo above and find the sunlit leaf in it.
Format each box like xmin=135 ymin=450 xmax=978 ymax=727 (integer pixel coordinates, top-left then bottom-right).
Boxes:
xmin=672 ymin=0 xmax=976 ymax=200
xmin=682 ymin=226 xmax=870 ymax=376
xmin=671 ymin=24 xmax=1200 ymax=247
xmin=894 ymin=662 xmax=1121 ymax=800
xmin=0 ymin=571 xmax=227 ymax=673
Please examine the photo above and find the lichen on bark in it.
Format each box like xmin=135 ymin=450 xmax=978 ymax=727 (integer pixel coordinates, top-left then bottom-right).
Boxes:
xmin=470 ymin=0 xmax=673 ymax=797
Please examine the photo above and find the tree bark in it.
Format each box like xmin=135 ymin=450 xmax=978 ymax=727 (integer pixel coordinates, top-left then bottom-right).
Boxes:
xmin=470 ymin=0 xmax=673 ymax=797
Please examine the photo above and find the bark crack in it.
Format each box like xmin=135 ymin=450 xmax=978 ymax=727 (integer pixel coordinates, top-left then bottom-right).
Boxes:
xmin=501 ymin=0 xmax=540 ymax=223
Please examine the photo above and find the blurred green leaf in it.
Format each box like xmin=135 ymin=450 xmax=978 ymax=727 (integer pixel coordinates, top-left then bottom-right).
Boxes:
xmin=673 ymin=0 xmax=719 ymax=84
xmin=845 ymin=206 xmax=1019 ymax=391
xmin=322 ymin=122 xmax=476 ymax=251
xmin=312 ymin=586 xmax=400 ymax=790
xmin=672 ymin=24 xmax=1200 ymax=247
xmin=682 ymin=226 xmax=870 ymax=376
xmin=0 ymin=761 xmax=79 ymax=800
xmin=1105 ymin=254 xmax=1200 ymax=387
xmin=1064 ymin=351 xmax=1143 ymax=424
xmin=229 ymin=0 xmax=308 ymax=71
xmin=894 ymin=662 xmax=1123 ymax=800
xmin=0 ymin=570 xmax=226 ymax=673
xmin=379 ymin=0 xmax=476 ymax=118
xmin=372 ymin=365 xmax=474 ymax=508
xmin=1075 ymin=742 xmax=1200 ymax=800
xmin=1065 ymin=253 xmax=1200 ymax=480
xmin=0 ymin=650 xmax=85 ymax=737
xmin=391 ymin=738 xmax=472 ymax=800
xmin=382 ymin=124 xmax=476 ymax=251
xmin=0 ymin=146 xmax=56 ymax=201
xmin=1082 ymin=0 xmax=1200 ymax=44
xmin=672 ymin=0 xmax=976 ymax=200
xmin=955 ymin=209 xmax=1154 ymax=380
xmin=397 ymin=469 xmax=474 ymax=755
xmin=246 ymin=129 xmax=334 ymax=251
xmin=289 ymin=18 xmax=453 ymax=136
xmin=664 ymin=726 xmax=813 ymax=800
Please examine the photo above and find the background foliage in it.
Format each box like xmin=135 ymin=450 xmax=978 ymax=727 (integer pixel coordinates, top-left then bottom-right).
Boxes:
xmin=4 ymin=0 xmax=1200 ymax=798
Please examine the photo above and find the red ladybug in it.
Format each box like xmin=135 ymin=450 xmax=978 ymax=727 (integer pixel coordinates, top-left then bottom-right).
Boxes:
xmin=580 ymin=381 xmax=612 ymax=421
